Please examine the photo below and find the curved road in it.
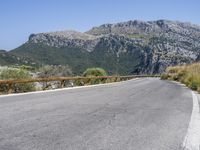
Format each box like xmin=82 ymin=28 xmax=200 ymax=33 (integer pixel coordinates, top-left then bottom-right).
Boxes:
xmin=0 ymin=78 xmax=196 ymax=150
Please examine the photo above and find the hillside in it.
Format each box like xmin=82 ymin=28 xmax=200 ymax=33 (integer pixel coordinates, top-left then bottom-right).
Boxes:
xmin=2 ymin=20 xmax=200 ymax=75
xmin=0 ymin=50 xmax=34 ymax=66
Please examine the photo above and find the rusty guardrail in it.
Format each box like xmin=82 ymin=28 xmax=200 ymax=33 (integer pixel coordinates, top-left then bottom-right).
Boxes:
xmin=0 ymin=75 xmax=160 ymax=94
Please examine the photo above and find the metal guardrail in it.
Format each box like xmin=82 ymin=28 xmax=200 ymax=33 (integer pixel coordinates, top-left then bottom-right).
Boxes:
xmin=0 ymin=75 xmax=160 ymax=94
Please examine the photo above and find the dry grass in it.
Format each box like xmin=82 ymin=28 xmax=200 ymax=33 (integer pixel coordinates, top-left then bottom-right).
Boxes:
xmin=161 ymin=62 xmax=200 ymax=93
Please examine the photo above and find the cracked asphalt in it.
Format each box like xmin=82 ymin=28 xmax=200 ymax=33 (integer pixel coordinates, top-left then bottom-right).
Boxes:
xmin=0 ymin=78 xmax=193 ymax=150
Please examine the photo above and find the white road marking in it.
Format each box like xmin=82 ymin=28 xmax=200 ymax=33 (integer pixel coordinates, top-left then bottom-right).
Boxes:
xmin=182 ymin=91 xmax=200 ymax=150
xmin=0 ymin=78 xmax=140 ymax=98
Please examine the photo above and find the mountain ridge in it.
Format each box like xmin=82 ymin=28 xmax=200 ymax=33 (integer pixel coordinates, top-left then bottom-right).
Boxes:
xmin=1 ymin=19 xmax=200 ymax=75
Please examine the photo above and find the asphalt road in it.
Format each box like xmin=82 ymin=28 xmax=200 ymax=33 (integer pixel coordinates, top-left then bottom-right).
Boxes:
xmin=0 ymin=78 xmax=193 ymax=150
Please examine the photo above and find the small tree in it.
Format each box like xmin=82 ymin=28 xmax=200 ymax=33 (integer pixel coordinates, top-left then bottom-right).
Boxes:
xmin=0 ymin=68 xmax=35 ymax=93
xmin=81 ymin=68 xmax=107 ymax=85
xmin=83 ymin=68 xmax=107 ymax=77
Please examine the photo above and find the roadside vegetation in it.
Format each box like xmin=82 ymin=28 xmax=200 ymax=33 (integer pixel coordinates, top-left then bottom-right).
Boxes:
xmin=0 ymin=68 xmax=36 ymax=94
xmin=161 ymin=62 xmax=200 ymax=93
xmin=75 ymin=68 xmax=112 ymax=85
xmin=36 ymin=65 xmax=73 ymax=90
xmin=0 ymin=66 xmax=124 ymax=94
xmin=83 ymin=67 xmax=121 ymax=85
xmin=83 ymin=67 xmax=107 ymax=77
xmin=37 ymin=65 xmax=72 ymax=78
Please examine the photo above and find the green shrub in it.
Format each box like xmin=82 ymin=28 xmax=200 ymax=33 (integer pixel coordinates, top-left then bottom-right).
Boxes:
xmin=83 ymin=68 xmax=107 ymax=85
xmin=0 ymin=68 xmax=35 ymax=93
xmin=74 ymin=78 xmax=85 ymax=86
xmin=83 ymin=68 xmax=107 ymax=77
xmin=74 ymin=68 xmax=107 ymax=86
xmin=160 ymin=74 xmax=170 ymax=80
xmin=189 ymin=81 xmax=198 ymax=90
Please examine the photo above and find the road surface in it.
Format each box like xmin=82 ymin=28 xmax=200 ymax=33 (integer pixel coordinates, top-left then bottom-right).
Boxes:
xmin=0 ymin=78 xmax=195 ymax=150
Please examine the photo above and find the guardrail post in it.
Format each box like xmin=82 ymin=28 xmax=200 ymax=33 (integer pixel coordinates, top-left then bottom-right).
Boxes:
xmin=60 ymin=80 xmax=65 ymax=88
xmin=8 ymin=83 xmax=13 ymax=94
xmin=115 ymin=76 xmax=119 ymax=82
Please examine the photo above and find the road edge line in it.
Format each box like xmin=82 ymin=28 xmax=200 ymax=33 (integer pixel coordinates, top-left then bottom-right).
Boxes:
xmin=182 ymin=91 xmax=200 ymax=150
xmin=0 ymin=78 xmax=141 ymax=98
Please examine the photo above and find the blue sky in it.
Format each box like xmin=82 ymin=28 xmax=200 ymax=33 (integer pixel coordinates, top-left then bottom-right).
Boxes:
xmin=0 ymin=0 xmax=199 ymax=50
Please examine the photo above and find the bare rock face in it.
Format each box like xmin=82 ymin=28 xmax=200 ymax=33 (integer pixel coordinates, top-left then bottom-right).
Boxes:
xmin=87 ymin=20 xmax=200 ymax=73
xmin=8 ymin=20 xmax=200 ymax=74
xmin=29 ymin=30 xmax=100 ymax=52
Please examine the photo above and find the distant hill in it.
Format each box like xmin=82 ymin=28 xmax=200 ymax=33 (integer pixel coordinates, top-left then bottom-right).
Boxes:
xmin=2 ymin=20 xmax=200 ymax=75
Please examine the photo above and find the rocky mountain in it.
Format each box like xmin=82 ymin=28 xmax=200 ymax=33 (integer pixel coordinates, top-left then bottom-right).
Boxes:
xmin=2 ymin=20 xmax=200 ymax=75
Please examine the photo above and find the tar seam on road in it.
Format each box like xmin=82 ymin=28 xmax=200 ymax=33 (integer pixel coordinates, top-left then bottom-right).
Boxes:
xmin=182 ymin=91 xmax=200 ymax=150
